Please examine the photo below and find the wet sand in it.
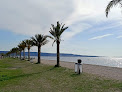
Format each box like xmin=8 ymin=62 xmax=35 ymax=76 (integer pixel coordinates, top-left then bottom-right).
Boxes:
xmin=32 ymin=59 xmax=122 ymax=80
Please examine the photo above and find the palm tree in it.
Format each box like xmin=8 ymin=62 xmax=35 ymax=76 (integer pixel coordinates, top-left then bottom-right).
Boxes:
xmin=6 ymin=51 xmax=11 ymax=57
xmin=31 ymin=34 xmax=49 ymax=64
xmin=49 ymin=21 xmax=68 ymax=67
xmin=9 ymin=49 xmax=13 ymax=58
xmin=19 ymin=41 xmax=26 ymax=60
xmin=18 ymin=43 xmax=23 ymax=60
xmin=14 ymin=47 xmax=19 ymax=58
xmin=11 ymin=47 xmax=17 ymax=58
xmin=25 ymin=39 xmax=33 ymax=61
xmin=106 ymin=0 xmax=122 ymax=17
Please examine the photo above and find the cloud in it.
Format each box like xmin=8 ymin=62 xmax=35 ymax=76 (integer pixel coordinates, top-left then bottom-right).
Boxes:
xmin=62 ymin=23 xmax=91 ymax=40
xmin=89 ymin=34 xmax=113 ymax=40
xmin=116 ymin=36 xmax=122 ymax=38
xmin=0 ymin=0 xmax=121 ymax=37
xmin=1 ymin=0 xmax=122 ymax=55
xmin=0 ymin=0 xmax=74 ymax=36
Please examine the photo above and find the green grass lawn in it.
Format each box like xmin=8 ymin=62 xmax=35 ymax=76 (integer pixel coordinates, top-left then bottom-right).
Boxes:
xmin=0 ymin=58 xmax=122 ymax=92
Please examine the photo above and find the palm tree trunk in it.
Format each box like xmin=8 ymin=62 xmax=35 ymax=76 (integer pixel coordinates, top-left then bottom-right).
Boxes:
xmin=23 ymin=49 xmax=25 ymax=60
xmin=38 ymin=46 xmax=41 ymax=64
xmin=16 ymin=52 xmax=17 ymax=58
xmin=28 ymin=48 xmax=30 ymax=61
xmin=14 ymin=53 xmax=16 ymax=58
xmin=56 ymin=41 xmax=60 ymax=67
xmin=20 ymin=51 xmax=21 ymax=60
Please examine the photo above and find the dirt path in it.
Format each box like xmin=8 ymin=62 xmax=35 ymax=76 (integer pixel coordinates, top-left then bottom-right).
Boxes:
xmin=33 ymin=59 xmax=122 ymax=80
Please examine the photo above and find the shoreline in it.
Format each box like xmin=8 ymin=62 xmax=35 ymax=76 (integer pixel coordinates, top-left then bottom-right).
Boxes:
xmin=32 ymin=59 xmax=122 ymax=80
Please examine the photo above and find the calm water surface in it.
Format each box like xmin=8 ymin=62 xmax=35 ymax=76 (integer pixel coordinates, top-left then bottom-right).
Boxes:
xmin=31 ymin=56 xmax=122 ymax=68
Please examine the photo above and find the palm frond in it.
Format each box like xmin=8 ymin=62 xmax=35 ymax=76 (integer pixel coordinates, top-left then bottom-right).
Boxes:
xmin=45 ymin=35 xmax=54 ymax=40
xmin=31 ymin=36 xmax=38 ymax=46
xmin=25 ymin=39 xmax=33 ymax=49
xmin=106 ymin=0 xmax=122 ymax=17
xmin=31 ymin=34 xmax=49 ymax=47
xmin=18 ymin=41 xmax=26 ymax=50
xmin=51 ymin=24 xmax=55 ymax=29
xmin=59 ymin=26 xmax=68 ymax=36
xmin=49 ymin=30 xmax=57 ymax=38
xmin=41 ymin=40 xmax=49 ymax=46
xmin=52 ymin=40 xmax=56 ymax=46
xmin=49 ymin=21 xmax=68 ymax=45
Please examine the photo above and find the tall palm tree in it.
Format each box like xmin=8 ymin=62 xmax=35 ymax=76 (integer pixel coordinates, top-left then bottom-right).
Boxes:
xmin=14 ymin=47 xmax=19 ymax=58
xmin=18 ymin=43 xmax=23 ymax=60
xmin=25 ymin=39 xmax=33 ymax=61
xmin=106 ymin=0 xmax=122 ymax=17
xmin=9 ymin=49 xmax=13 ymax=58
xmin=31 ymin=34 xmax=49 ymax=64
xmin=49 ymin=21 xmax=68 ymax=67
xmin=19 ymin=41 xmax=26 ymax=60
xmin=6 ymin=51 xmax=11 ymax=57
xmin=11 ymin=47 xmax=17 ymax=58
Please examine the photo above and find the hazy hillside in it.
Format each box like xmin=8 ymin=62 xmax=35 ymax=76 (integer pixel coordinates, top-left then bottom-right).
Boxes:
xmin=0 ymin=51 xmax=98 ymax=57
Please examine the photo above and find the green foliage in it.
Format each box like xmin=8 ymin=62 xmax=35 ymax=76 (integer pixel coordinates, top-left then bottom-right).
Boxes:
xmin=19 ymin=41 xmax=26 ymax=50
xmin=25 ymin=39 xmax=33 ymax=50
xmin=18 ymin=43 xmax=23 ymax=52
xmin=106 ymin=0 xmax=122 ymax=17
xmin=49 ymin=21 xmax=68 ymax=44
xmin=31 ymin=34 xmax=49 ymax=47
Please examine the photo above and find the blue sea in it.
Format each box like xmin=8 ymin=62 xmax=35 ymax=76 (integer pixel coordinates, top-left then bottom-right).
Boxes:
xmin=31 ymin=56 xmax=122 ymax=68
xmin=1 ymin=51 xmax=122 ymax=68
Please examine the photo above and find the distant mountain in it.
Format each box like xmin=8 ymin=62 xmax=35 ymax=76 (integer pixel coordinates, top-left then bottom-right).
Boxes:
xmin=0 ymin=51 xmax=8 ymax=54
xmin=0 ymin=51 xmax=99 ymax=57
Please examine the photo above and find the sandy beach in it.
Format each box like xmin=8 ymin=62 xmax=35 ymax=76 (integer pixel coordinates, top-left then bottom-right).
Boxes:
xmin=32 ymin=59 xmax=122 ymax=81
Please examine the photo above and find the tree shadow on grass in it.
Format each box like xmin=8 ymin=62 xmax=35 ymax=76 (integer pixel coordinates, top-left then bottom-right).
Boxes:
xmin=35 ymin=62 xmax=40 ymax=64
xmin=0 ymin=72 xmax=42 ymax=81
xmin=70 ymin=73 xmax=81 ymax=77
xmin=0 ymin=66 xmax=59 ymax=82
xmin=49 ymin=66 xmax=57 ymax=70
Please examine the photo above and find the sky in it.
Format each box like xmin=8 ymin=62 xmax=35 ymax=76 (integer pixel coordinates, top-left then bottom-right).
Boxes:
xmin=0 ymin=0 xmax=122 ymax=56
